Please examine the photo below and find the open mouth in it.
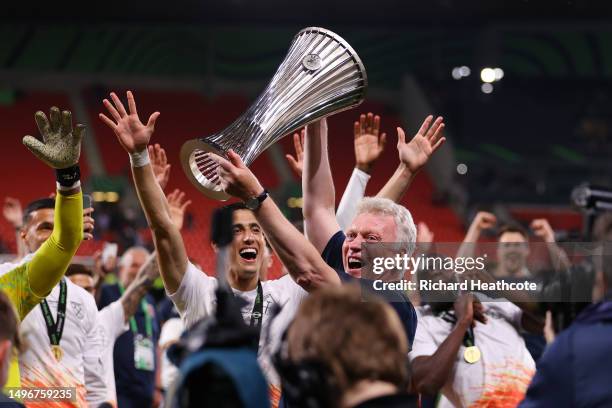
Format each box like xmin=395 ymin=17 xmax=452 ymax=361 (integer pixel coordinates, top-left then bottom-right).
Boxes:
xmin=347 ymin=256 xmax=363 ymax=269
xmin=239 ymin=248 xmax=258 ymax=261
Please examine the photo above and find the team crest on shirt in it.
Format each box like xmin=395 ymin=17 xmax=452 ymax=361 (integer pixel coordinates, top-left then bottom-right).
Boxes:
xmin=71 ymin=302 xmax=84 ymax=320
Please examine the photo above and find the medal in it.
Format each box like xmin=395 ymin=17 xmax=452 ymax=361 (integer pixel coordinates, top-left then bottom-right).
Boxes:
xmin=464 ymin=346 xmax=481 ymax=364
xmin=52 ymin=345 xmax=64 ymax=362
xmin=40 ymin=279 xmax=67 ymax=364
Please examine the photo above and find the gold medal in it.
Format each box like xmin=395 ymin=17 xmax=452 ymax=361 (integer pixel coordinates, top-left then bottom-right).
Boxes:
xmin=52 ymin=345 xmax=64 ymax=362
xmin=463 ymin=346 xmax=481 ymax=364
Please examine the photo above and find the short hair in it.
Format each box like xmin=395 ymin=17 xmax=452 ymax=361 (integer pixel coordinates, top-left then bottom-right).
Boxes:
xmin=497 ymin=223 xmax=529 ymax=241
xmin=0 ymin=290 xmax=22 ymax=352
xmin=65 ymin=263 xmax=94 ymax=278
xmin=119 ymin=246 xmax=151 ymax=268
xmin=22 ymin=198 xmax=55 ymax=226
xmin=355 ymin=197 xmax=417 ymax=257
xmin=287 ymin=285 xmax=408 ymax=395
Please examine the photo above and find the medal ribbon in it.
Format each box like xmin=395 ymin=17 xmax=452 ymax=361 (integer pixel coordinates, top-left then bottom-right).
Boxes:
xmin=40 ymin=279 xmax=67 ymax=346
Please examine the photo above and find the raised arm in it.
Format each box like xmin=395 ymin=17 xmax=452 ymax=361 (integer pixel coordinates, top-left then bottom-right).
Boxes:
xmin=120 ymin=253 xmax=159 ymax=324
xmin=3 ymin=198 xmax=27 ymax=261
xmin=377 ymin=115 xmax=445 ymax=202
xmin=530 ymin=218 xmax=571 ymax=271
xmin=99 ymin=91 xmax=187 ymax=294
xmin=0 ymin=107 xmax=85 ymax=319
xmin=456 ymin=211 xmax=496 ymax=259
xmin=336 ymin=113 xmax=386 ymax=230
xmin=212 ymin=150 xmax=340 ymax=291
xmin=302 ymin=118 xmax=342 ymax=253
xmin=23 ymin=108 xmax=84 ymax=298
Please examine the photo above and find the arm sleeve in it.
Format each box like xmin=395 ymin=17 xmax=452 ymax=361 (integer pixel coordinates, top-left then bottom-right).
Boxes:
xmin=409 ymin=316 xmax=439 ymax=361
xmin=28 ymin=190 xmax=83 ymax=298
xmin=0 ymin=191 xmax=83 ymax=320
xmin=519 ymin=331 xmax=573 ymax=407
xmin=336 ymin=168 xmax=370 ymax=231
xmin=168 ymin=261 xmax=217 ymax=329
xmin=84 ymin=295 xmax=108 ymax=407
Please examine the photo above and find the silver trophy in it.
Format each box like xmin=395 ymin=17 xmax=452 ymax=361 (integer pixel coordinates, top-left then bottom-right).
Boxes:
xmin=180 ymin=27 xmax=367 ymax=200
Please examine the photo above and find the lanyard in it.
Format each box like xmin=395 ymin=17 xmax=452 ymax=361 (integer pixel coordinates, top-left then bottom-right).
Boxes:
xmin=118 ymin=283 xmax=153 ymax=339
xmin=40 ymin=279 xmax=67 ymax=346
xmin=235 ymin=280 xmax=263 ymax=350
xmin=440 ymin=310 xmax=476 ymax=347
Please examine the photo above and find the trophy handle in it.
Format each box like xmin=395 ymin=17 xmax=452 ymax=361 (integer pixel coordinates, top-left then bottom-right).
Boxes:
xmin=180 ymin=139 xmax=231 ymax=201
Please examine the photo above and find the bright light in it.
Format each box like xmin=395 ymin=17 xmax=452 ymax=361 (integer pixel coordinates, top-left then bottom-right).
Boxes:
xmin=481 ymin=83 xmax=494 ymax=94
xmin=452 ymin=67 xmax=462 ymax=80
xmin=287 ymin=197 xmax=303 ymax=208
xmin=494 ymin=68 xmax=504 ymax=80
xmin=92 ymin=191 xmax=105 ymax=202
xmin=457 ymin=163 xmax=468 ymax=175
xmin=452 ymin=66 xmax=471 ymax=80
xmin=105 ymin=192 xmax=119 ymax=202
xmin=480 ymin=68 xmax=496 ymax=83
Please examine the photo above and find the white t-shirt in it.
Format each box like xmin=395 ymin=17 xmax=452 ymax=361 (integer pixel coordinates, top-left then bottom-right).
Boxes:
xmin=18 ymin=278 xmax=106 ymax=407
xmin=168 ymin=262 xmax=307 ymax=393
xmin=159 ymin=317 xmax=185 ymax=390
xmin=410 ymin=299 xmax=536 ymax=408
xmin=91 ymin=299 xmax=128 ymax=406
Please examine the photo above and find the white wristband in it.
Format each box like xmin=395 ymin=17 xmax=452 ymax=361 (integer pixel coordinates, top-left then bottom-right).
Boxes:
xmin=129 ymin=149 xmax=150 ymax=168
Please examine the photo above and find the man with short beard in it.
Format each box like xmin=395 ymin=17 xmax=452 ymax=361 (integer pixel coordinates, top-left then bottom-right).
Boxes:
xmin=100 ymin=91 xmax=308 ymax=405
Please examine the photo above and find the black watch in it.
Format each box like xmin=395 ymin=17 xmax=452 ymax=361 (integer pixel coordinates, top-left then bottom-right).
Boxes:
xmin=244 ymin=189 xmax=269 ymax=210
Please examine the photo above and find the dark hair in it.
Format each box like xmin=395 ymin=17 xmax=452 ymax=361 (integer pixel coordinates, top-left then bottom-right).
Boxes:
xmin=497 ymin=223 xmax=528 ymax=240
xmin=0 ymin=291 xmax=22 ymax=352
xmin=22 ymin=198 xmax=55 ymax=227
xmin=65 ymin=263 xmax=94 ymax=278
xmin=222 ymin=202 xmax=249 ymax=214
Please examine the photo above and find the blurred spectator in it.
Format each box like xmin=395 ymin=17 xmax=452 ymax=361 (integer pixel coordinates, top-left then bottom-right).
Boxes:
xmin=98 ymin=247 xmax=161 ymax=408
xmin=0 ymin=290 xmax=24 ymax=407
xmin=520 ymin=244 xmax=612 ymax=407
xmin=278 ymin=285 xmax=416 ymax=407
xmin=410 ymin=286 xmax=541 ymax=407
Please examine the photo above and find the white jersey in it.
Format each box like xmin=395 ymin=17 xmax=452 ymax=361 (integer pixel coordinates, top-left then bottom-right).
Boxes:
xmin=91 ymin=299 xmax=128 ymax=406
xmin=168 ymin=262 xmax=307 ymax=400
xmin=159 ymin=317 xmax=185 ymax=391
xmin=410 ymin=299 xmax=535 ymax=408
xmin=19 ymin=277 xmax=106 ymax=407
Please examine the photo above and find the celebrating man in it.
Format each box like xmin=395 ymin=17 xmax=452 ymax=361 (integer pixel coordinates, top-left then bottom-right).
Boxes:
xmin=0 ymin=107 xmax=85 ymax=394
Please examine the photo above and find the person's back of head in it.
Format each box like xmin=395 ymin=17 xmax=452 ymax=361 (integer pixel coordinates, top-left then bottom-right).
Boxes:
xmin=278 ymin=285 xmax=409 ymax=407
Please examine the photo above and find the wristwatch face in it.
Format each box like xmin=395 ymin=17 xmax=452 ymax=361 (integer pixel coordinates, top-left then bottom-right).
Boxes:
xmin=245 ymin=197 xmax=259 ymax=210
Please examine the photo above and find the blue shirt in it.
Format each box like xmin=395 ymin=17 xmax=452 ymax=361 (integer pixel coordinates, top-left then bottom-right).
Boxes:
xmin=519 ymin=300 xmax=612 ymax=408
xmin=321 ymin=231 xmax=418 ymax=347
xmin=99 ymin=283 xmax=160 ymax=400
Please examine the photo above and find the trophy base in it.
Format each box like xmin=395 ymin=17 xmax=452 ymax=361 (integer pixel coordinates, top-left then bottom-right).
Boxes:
xmin=180 ymin=139 xmax=231 ymax=201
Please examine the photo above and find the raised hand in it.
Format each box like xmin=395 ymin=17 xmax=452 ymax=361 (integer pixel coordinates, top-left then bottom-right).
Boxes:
xmin=208 ymin=150 xmax=264 ymax=201
xmin=3 ymin=197 xmax=23 ymax=229
xmin=285 ymin=129 xmax=305 ymax=177
xmin=354 ymin=112 xmax=386 ymax=174
xmin=99 ymin=91 xmax=160 ymax=154
xmin=531 ymin=219 xmax=555 ymax=243
xmin=471 ymin=211 xmax=497 ymax=232
xmin=396 ymin=115 xmax=445 ymax=173
xmin=23 ymin=107 xmax=84 ymax=168
xmin=148 ymin=144 xmax=171 ymax=190
xmin=166 ymin=189 xmax=191 ymax=230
